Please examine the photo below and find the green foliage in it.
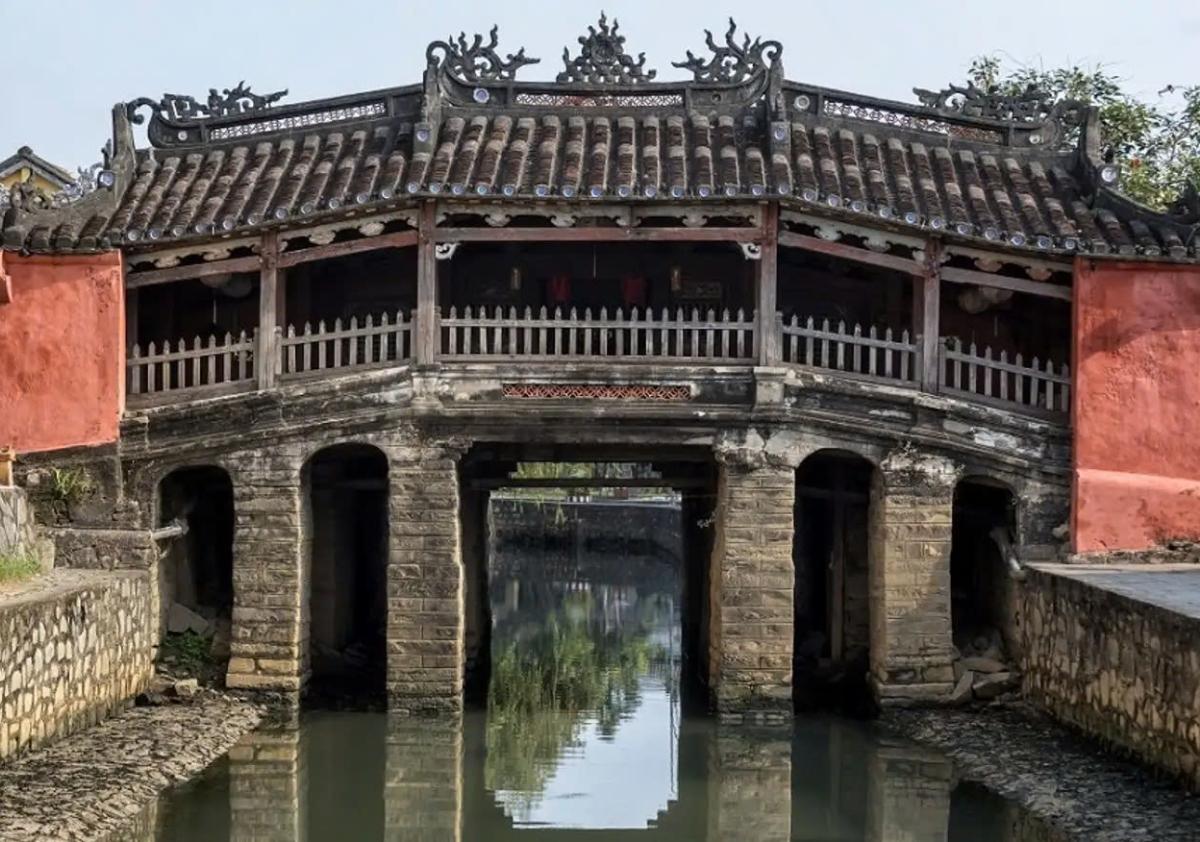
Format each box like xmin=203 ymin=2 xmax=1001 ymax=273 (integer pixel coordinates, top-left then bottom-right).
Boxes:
xmin=48 ymin=467 xmax=93 ymax=509
xmin=158 ymin=630 xmax=214 ymax=676
xmin=485 ymin=610 xmax=655 ymax=804
xmin=967 ymin=56 xmax=1200 ymax=210
xmin=0 ymin=551 xmax=40 ymax=583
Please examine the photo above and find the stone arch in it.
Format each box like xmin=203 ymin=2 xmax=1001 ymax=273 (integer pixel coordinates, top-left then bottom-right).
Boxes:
xmin=157 ymin=464 xmax=236 ymax=667
xmin=950 ymin=474 xmax=1019 ymax=669
xmin=793 ymin=448 xmax=876 ymax=705
xmin=302 ymin=442 xmax=391 ymax=701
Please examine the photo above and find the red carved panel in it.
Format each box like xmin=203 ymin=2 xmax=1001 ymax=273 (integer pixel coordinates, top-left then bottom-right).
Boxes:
xmin=501 ymin=384 xmax=691 ymax=401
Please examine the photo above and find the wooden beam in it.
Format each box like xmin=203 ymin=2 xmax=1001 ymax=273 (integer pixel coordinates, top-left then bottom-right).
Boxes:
xmin=757 ymin=203 xmax=780 ymax=366
xmin=940 ymin=265 xmax=1072 ymax=301
xmin=125 ymin=255 xmax=262 ymax=289
xmin=257 ymin=231 xmax=280 ymax=390
xmin=778 ymin=230 xmax=923 ymax=276
xmin=415 ymin=203 xmax=438 ymax=365
xmin=278 ymin=230 xmax=419 ymax=268
xmin=435 ymin=226 xmax=762 ymax=244
xmin=917 ymin=240 xmax=942 ymax=393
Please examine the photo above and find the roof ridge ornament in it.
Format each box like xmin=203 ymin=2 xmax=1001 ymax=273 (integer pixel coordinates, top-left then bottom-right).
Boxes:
xmin=126 ymin=82 xmax=288 ymax=125
xmin=558 ymin=13 xmax=656 ymax=85
xmin=912 ymin=81 xmax=1081 ymax=125
xmin=426 ymin=26 xmax=540 ymax=83
xmin=672 ymin=18 xmax=782 ymax=84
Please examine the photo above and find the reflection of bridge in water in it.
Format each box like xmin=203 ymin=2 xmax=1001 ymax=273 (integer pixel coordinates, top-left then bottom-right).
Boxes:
xmin=148 ymin=712 xmax=1067 ymax=842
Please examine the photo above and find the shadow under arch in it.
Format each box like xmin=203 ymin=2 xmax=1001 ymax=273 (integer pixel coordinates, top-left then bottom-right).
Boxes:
xmin=301 ymin=442 xmax=390 ymax=705
xmin=157 ymin=464 xmax=235 ymax=646
xmin=793 ymin=448 xmax=876 ymax=709
xmin=950 ymin=474 xmax=1018 ymax=659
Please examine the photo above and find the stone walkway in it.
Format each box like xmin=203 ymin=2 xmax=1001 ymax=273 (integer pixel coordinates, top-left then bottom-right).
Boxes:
xmin=1036 ymin=563 xmax=1200 ymax=618
xmin=0 ymin=695 xmax=262 ymax=842
xmin=0 ymin=568 xmax=128 ymax=604
xmin=886 ymin=704 xmax=1200 ymax=842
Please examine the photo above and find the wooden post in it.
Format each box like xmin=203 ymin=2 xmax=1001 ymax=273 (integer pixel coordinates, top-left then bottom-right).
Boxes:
xmin=916 ymin=239 xmax=942 ymax=393
xmin=416 ymin=202 xmax=439 ymax=366
xmin=757 ymin=203 xmax=780 ymax=366
xmin=258 ymin=230 xmax=281 ymax=390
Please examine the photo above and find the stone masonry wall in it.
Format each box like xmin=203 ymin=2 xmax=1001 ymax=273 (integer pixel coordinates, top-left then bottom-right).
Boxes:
xmin=0 ymin=570 xmax=153 ymax=760
xmin=0 ymin=487 xmax=37 ymax=558
xmin=386 ymin=444 xmax=464 ymax=715
xmin=1019 ymin=566 xmax=1200 ymax=790
xmin=868 ymin=450 xmax=957 ymax=703
xmin=226 ymin=445 xmax=308 ymax=693
xmin=708 ymin=455 xmax=794 ymax=723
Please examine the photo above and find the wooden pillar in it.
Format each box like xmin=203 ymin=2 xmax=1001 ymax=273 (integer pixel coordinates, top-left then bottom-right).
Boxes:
xmin=258 ymin=231 xmax=281 ymax=390
xmin=757 ymin=203 xmax=780 ymax=366
xmin=915 ymin=240 xmax=942 ymax=393
xmin=416 ymin=202 xmax=439 ymax=366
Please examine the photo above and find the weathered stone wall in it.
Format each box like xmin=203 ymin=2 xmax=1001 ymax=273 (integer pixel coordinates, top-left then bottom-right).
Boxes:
xmin=386 ymin=444 xmax=464 ymax=715
xmin=0 ymin=487 xmax=37 ymax=558
xmin=868 ymin=450 xmax=956 ymax=702
xmin=0 ymin=570 xmax=153 ymax=760
xmin=1019 ymin=566 xmax=1200 ymax=790
xmin=708 ymin=454 xmax=794 ymax=723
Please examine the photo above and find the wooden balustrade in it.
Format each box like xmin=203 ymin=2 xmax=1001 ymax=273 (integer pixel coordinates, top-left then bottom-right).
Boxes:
xmin=940 ymin=338 xmax=1070 ymax=415
xmin=127 ymin=331 xmax=255 ymax=397
xmin=124 ymin=308 xmax=1072 ymax=422
xmin=279 ymin=312 xmax=412 ymax=379
xmin=780 ymin=315 xmax=917 ymax=383
xmin=440 ymin=306 xmax=756 ymax=363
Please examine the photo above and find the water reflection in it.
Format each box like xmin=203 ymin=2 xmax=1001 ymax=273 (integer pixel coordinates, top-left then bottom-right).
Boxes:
xmin=484 ymin=542 xmax=681 ymax=829
xmin=148 ymin=508 xmax=1064 ymax=841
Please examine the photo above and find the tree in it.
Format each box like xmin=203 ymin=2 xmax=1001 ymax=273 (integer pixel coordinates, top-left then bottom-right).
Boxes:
xmin=966 ymin=56 xmax=1200 ymax=211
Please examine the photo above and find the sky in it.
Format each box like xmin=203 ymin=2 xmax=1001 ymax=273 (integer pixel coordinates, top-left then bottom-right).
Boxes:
xmin=4 ymin=0 xmax=1199 ymax=172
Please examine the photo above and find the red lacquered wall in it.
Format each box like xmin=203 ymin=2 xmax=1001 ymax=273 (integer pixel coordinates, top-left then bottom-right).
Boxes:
xmin=1073 ymin=258 xmax=1200 ymax=553
xmin=0 ymin=251 xmax=124 ymax=453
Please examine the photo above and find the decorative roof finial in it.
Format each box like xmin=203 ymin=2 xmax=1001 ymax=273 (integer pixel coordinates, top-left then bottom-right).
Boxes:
xmin=127 ymin=82 xmax=288 ymax=125
xmin=426 ymin=25 xmax=540 ymax=83
xmin=673 ymin=18 xmax=782 ymax=84
xmin=913 ymin=81 xmax=1073 ymax=124
xmin=558 ymin=13 xmax=656 ymax=85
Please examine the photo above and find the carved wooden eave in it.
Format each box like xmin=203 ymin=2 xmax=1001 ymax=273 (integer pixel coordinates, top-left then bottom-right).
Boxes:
xmin=5 ymin=15 xmax=1198 ymax=264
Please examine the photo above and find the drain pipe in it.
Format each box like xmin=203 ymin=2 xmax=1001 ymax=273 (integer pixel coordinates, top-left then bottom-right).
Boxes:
xmin=150 ymin=518 xmax=188 ymax=542
xmin=990 ymin=525 xmax=1026 ymax=581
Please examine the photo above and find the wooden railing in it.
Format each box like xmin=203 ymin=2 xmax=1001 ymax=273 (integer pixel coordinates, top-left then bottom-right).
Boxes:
xmin=124 ymin=310 xmax=1071 ymax=422
xmin=940 ymin=338 xmax=1070 ymax=415
xmin=780 ymin=316 xmax=917 ymax=384
xmin=127 ymin=332 xmax=255 ymax=397
xmin=440 ymin=306 xmax=756 ymax=363
xmin=279 ymin=312 xmax=412 ymax=379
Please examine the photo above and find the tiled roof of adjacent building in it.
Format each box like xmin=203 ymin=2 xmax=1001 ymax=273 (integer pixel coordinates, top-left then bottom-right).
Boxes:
xmin=3 ymin=16 xmax=1198 ymax=260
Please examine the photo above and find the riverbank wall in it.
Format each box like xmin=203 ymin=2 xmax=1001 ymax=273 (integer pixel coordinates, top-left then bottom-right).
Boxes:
xmin=0 ymin=569 xmax=154 ymax=761
xmin=1017 ymin=564 xmax=1200 ymax=790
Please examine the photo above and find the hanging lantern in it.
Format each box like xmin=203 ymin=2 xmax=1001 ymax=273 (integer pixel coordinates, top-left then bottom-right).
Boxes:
xmin=670 ymin=265 xmax=683 ymax=293
xmin=510 ymin=266 xmax=523 ymax=292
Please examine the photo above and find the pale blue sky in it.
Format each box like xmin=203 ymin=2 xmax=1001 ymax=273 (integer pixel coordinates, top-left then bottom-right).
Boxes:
xmin=5 ymin=0 xmax=1198 ymax=171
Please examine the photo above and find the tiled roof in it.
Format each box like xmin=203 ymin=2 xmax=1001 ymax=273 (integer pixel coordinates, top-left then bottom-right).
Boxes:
xmin=3 ymin=19 xmax=1198 ymax=260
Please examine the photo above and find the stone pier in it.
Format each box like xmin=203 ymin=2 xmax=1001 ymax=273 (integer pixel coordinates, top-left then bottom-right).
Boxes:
xmin=709 ymin=450 xmax=796 ymax=723
xmin=226 ymin=447 xmax=309 ymax=693
xmin=868 ymin=449 xmax=957 ymax=703
xmin=385 ymin=444 xmax=465 ymax=715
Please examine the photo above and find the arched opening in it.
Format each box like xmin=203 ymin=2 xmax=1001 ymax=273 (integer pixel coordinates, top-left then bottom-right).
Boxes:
xmin=950 ymin=478 xmax=1018 ymax=693
xmin=793 ymin=450 xmax=874 ymax=707
xmin=304 ymin=443 xmax=389 ymax=703
xmin=158 ymin=465 xmax=235 ymax=674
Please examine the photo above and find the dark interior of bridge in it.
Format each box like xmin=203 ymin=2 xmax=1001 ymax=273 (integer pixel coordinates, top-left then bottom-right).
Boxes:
xmin=792 ymin=451 xmax=875 ymax=709
xmin=304 ymin=443 xmax=390 ymax=703
xmin=158 ymin=465 xmax=235 ymax=667
xmin=951 ymin=479 xmax=1018 ymax=657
